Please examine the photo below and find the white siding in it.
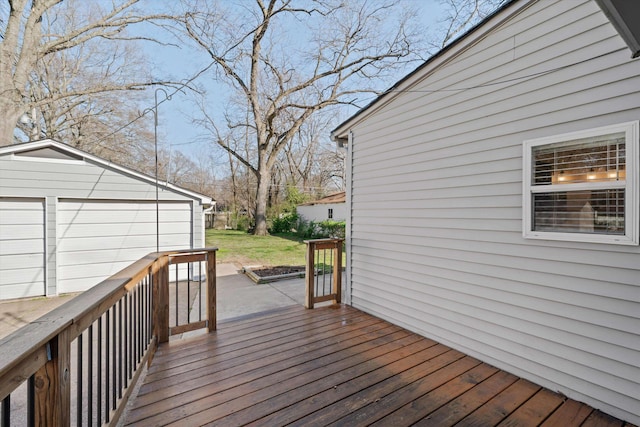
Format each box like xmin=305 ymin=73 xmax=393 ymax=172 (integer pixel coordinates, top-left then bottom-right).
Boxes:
xmin=297 ymin=203 xmax=346 ymax=222
xmin=0 ymin=157 xmax=190 ymax=201
xmin=57 ymin=200 xmax=192 ymax=293
xmin=0 ymin=142 xmax=209 ymax=299
xmin=0 ymin=198 xmax=45 ymax=299
xmin=343 ymin=0 xmax=640 ymax=423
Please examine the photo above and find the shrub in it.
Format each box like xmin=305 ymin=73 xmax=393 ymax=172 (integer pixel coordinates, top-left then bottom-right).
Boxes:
xmin=232 ymin=212 xmax=251 ymax=232
xmin=270 ymin=212 xmax=299 ymax=234
xmin=269 ymin=213 xmax=345 ymax=240
xmin=317 ymin=220 xmax=346 ymax=239
xmin=296 ymin=219 xmax=318 ymax=239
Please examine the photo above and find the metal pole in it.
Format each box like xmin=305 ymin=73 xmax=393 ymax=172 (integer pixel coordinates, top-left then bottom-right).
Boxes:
xmin=154 ymin=94 xmax=159 ymax=253
xmin=153 ymin=88 xmax=171 ymax=253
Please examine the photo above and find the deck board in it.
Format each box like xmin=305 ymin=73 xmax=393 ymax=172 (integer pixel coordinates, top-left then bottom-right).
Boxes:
xmin=123 ymin=304 xmax=634 ymax=426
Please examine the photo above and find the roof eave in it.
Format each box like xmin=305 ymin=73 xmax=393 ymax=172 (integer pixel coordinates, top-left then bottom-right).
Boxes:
xmin=0 ymin=139 xmax=213 ymax=204
xmin=595 ymin=0 xmax=640 ymax=58
xmin=331 ymin=0 xmax=530 ymax=140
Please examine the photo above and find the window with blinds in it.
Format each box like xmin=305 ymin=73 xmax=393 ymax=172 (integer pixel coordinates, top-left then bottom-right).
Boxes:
xmin=523 ymin=122 xmax=638 ymax=245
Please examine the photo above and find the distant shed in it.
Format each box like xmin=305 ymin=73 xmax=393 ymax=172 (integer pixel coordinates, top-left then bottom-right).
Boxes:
xmin=0 ymin=139 xmax=212 ymax=300
xmin=297 ymin=191 xmax=346 ymax=222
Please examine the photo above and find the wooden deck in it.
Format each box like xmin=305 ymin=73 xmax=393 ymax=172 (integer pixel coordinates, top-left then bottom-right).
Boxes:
xmin=123 ymin=304 xmax=632 ymax=427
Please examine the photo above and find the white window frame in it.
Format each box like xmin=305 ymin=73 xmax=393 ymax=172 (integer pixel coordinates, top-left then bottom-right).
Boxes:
xmin=523 ymin=121 xmax=639 ymax=245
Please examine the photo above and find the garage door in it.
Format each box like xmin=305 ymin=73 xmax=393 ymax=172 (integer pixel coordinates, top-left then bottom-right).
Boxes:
xmin=57 ymin=200 xmax=192 ymax=294
xmin=0 ymin=198 xmax=46 ymax=300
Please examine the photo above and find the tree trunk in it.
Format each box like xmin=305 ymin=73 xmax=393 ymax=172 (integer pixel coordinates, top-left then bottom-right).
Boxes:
xmin=253 ymin=168 xmax=271 ymax=236
xmin=0 ymin=104 xmax=22 ymax=146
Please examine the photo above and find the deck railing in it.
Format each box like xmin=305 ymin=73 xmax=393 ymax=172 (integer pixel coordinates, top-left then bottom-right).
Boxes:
xmin=0 ymin=247 xmax=217 ymax=426
xmin=304 ymin=238 xmax=343 ymax=309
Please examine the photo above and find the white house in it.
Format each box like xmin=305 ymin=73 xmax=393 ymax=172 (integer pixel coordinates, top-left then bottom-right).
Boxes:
xmin=331 ymin=0 xmax=640 ymax=424
xmin=297 ymin=191 xmax=346 ymax=222
xmin=0 ymin=139 xmax=212 ymax=300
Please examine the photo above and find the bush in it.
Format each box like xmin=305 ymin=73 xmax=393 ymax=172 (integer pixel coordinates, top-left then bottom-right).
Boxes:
xmin=269 ymin=213 xmax=345 ymax=240
xmin=270 ymin=212 xmax=299 ymax=234
xmin=232 ymin=212 xmax=251 ymax=232
xmin=296 ymin=219 xmax=318 ymax=238
xmin=317 ymin=220 xmax=346 ymax=239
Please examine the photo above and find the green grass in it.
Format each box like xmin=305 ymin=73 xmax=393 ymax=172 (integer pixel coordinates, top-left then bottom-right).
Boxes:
xmin=205 ymin=229 xmax=307 ymax=266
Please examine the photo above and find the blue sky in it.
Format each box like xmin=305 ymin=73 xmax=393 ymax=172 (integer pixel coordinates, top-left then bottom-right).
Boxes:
xmin=136 ymin=0 xmax=446 ymax=161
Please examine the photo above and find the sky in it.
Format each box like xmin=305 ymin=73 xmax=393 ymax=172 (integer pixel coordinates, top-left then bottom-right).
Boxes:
xmin=135 ymin=0 xmax=447 ymax=162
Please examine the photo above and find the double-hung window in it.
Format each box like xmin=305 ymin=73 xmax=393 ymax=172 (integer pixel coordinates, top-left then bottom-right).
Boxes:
xmin=523 ymin=121 xmax=638 ymax=245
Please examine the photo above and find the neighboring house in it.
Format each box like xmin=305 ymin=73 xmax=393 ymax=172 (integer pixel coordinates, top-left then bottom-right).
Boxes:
xmin=331 ymin=0 xmax=639 ymax=424
xmin=0 ymin=139 xmax=212 ymax=300
xmin=297 ymin=191 xmax=346 ymax=222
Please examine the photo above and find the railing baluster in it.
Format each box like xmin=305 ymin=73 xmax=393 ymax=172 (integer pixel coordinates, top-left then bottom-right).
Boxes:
xmin=187 ymin=263 xmax=191 ymax=324
xmin=138 ymin=279 xmax=143 ymax=363
xmin=146 ymin=272 xmax=151 ymax=348
xmin=112 ymin=305 xmax=117 ymax=411
xmin=77 ymin=333 xmax=83 ymax=425
xmin=315 ymin=247 xmax=320 ymax=298
xmin=175 ymin=264 xmax=179 ymax=327
xmin=118 ymin=299 xmax=123 ymax=400
xmin=199 ymin=260 xmax=203 ymax=321
xmin=207 ymin=249 xmax=217 ymax=332
xmin=129 ymin=292 xmax=134 ymax=379
xmin=98 ymin=315 xmax=103 ymax=425
xmin=124 ymin=296 xmax=128 ymax=386
xmin=330 ymin=248 xmax=335 ymax=295
xmin=324 ymin=247 xmax=328 ymax=295
xmin=2 ymin=394 xmax=9 ymax=427
xmin=27 ymin=375 xmax=34 ymax=427
xmin=139 ymin=285 xmax=143 ymax=364
xmin=105 ymin=309 xmax=110 ymax=423
xmin=88 ymin=324 xmax=93 ymax=427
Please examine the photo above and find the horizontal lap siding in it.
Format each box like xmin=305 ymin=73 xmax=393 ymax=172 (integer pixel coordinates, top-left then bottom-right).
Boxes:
xmin=0 ymin=199 xmax=45 ymax=299
xmin=348 ymin=0 xmax=640 ymax=423
xmin=0 ymin=159 xmax=189 ymax=201
xmin=0 ymin=152 xmax=206 ymax=298
xmin=57 ymin=201 xmax=192 ymax=293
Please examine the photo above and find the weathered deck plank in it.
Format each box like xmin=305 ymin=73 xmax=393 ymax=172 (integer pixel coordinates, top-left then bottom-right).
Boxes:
xmin=123 ymin=305 xmax=634 ymax=427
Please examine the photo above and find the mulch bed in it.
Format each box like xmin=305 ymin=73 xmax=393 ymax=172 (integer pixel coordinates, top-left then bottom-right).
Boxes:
xmin=249 ymin=266 xmax=305 ymax=277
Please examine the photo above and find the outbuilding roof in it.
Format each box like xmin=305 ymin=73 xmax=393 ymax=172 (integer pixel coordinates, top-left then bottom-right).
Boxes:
xmin=0 ymin=139 xmax=213 ymax=204
xmin=298 ymin=191 xmax=345 ymax=206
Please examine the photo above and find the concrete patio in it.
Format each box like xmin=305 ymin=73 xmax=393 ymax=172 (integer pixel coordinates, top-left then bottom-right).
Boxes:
xmin=0 ymin=263 xmax=307 ymax=340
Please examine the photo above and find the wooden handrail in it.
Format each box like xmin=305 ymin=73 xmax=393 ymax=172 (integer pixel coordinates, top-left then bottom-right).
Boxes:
xmin=304 ymin=238 xmax=343 ymax=309
xmin=0 ymin=247 xmax=217 ymax=426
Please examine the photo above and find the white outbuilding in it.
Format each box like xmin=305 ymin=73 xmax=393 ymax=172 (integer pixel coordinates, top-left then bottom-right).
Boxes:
xmin=0 ymin=139 xmax=212 ymax=300
xmin=297 ymin=191 xmax=346 ymax=222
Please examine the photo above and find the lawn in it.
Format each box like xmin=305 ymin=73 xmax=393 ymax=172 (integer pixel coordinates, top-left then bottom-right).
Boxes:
xmin=205 ymin=229 xmax=307 ymax=266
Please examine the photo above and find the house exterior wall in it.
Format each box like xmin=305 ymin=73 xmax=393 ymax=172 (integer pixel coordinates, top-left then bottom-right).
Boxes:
xmin=297 ymin=202 xmax=346 ymax=222
xmin=339 ymin=0 xmax=639 ymax=423
xmin=0 ymin=148 xmax=208 ymax=298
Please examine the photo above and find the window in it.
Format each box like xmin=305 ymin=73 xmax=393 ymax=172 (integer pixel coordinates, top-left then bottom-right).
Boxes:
xmin=523 ymin=121 xmax=638 ymax=245
xmin=328 ymin=208 xmax=333 ymax=219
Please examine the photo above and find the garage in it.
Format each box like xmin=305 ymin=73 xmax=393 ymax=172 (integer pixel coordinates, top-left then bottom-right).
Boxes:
xmin=57 ymin=200 xmax=192 ymax=294
xmin=0 ymin=139 xmax=213 ymax=300
xmin=0 ymin=198 xmax=46 ymax=299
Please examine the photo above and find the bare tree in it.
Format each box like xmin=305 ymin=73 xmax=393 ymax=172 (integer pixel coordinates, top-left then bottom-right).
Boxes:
xmin=434 ymin=0 xmax=507 ymax=49
xmin=0 ymin=0 xmax=171 ymax=146
xmin=280 ymin=109 xmax=344 ymax=194
xmin=179 ymin=0 xmax=422 ymax=235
